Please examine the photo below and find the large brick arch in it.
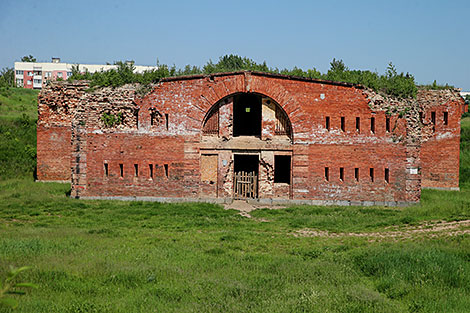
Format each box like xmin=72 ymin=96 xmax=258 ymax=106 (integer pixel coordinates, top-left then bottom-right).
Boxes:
xmin=202 ymin=91 xmax=294 ymax=140
xmin=197 ymin=73 xmax=300 ymax=133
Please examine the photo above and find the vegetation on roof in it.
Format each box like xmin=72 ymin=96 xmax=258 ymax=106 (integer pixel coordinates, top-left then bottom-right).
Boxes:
xmin=418 ymin=80 xmax=456 ymax=91
xmin=66 ymin=54 xmax=465 ymax=99
xmin=67 ymin=55 xmax=421 ymax=98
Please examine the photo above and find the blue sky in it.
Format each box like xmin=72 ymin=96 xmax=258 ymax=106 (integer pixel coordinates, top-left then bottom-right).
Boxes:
xmin=1 ymin=0 xmax=469 ymax=90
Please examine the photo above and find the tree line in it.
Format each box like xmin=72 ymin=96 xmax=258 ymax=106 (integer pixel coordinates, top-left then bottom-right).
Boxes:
xmin=66 ymin=55 xmax=429 ymax=99
xmin=0 ymin=54 xmax=460 ymax=99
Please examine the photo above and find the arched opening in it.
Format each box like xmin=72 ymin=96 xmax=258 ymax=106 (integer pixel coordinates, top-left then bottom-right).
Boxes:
xmin=202 ymin=104 xmax=219 ymax=135
xmin=272 ymin=101 xmax=292 ymax=138
xmin=202 ymin=92 xmax=293 ymax=141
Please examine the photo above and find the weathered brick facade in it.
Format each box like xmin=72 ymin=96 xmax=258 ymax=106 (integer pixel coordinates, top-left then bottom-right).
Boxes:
xmin=37 ymin=72 xmax=467 ymax=205
xmin=417 ymin=89 xmax=466 ymax=190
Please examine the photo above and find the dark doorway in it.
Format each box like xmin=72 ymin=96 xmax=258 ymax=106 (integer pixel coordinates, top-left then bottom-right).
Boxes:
xmin=274 ymin=155 xmax=291 ymax=184
xmin=233 ymin=94 xmax=262 ymax=137
xmin=233 ymin=154 xmax=259 ymax=199
xmin=234 ymin=154 xmax=259 ymax=174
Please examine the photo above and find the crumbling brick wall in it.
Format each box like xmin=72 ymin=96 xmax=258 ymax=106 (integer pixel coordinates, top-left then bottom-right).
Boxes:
xmin=364 ymin=87 xmax=466 ymax=190
xmin=37 ymin=82 xmax=139 ymax=182
xmin=37 ymin=82 xmax=87 ymax=181
xmin=418 ymin=89 xmax=465 ymax=190
xmin=37 ymin=72 xmax=466 ymax=203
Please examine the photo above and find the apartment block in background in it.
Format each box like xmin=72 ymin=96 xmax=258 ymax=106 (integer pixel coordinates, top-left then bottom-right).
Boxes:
xmin=14 ymin=57 xmax=157 ymax=89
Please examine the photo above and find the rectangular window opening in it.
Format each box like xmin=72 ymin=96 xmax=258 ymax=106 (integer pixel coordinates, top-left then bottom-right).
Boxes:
xmin=325 ymin=167 xmax=329 ymax=181
xmin=356 ymin=117 xmax=360 ymax=132
xmin=104 ymin=163 xmax=108 ymax=177
xmin=149 ymin=164 xmax=154 ymax=179
xmin=340 ymin=167 xmax=344 ymax=181
xmin=325 ymin=116 xmax=330 ymax=131
xmin=274 ymin=155 xmax=291 ymax=184
xmin=431 ymin=111 xmax=436 ymax=132
xmin=386 ymin=117 xmax=391 ymax=132
xmin=135 ymin=109 xmax=139 ymax=128
xmin=371 ymin=117 xmax=375 ymax=134
xmin=233 ymin=94 xmax=261 ymax=136
xmin=354 ymin=168 xmax=359 ymax=182
xmin=165 ymin=113 xmax=169 ymax=130
xmin=443 ymin=112 xmax=448 ymax=126
xmin=119 ymin=164 xmax=123 ymax=178
xmin=164 ymin=164 xmax=169 ymax=178
xmin=341 ymin=117 xmax=345 ymax=132
xmin=385 ymin=168 xmax=390 ymax=183
xmin=134 ymin=164 xmax=139 ymax=177
xmin=370 ymin=168 xmax=374 ymax=182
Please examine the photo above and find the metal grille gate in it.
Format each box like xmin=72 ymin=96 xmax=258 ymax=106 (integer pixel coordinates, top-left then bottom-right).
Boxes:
xmin=234 ymin=171 xmax=258 ymax=199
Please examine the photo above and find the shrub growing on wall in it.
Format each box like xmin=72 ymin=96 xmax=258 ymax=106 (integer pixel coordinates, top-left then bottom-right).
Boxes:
xmin=100 ymin=112 xmax=123 ymax=128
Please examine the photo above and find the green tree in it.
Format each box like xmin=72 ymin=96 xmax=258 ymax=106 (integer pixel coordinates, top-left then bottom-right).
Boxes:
xmin=203 ymin=54 xmax=271 ymax=74
xmin=329 ymin=58 xmax=347 ymax=73
xmin=0 ymin=67 xmax=14 ymax=87
xmin=20 ymin=55 xmax=36 ymax=62
xmin=380 ymin=62 xmax=417 ymax=98
xmin=59 ymin=55 xmax=422 ymax=98
xmin=326 ymin=58 xmax=348 ymax=81
xmin=386 ymin=62 xmax=397 ymax=78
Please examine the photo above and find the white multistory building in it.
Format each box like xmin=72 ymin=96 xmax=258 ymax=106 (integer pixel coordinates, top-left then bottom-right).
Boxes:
xmin=14 ymin=57 xmax=158 ymax=89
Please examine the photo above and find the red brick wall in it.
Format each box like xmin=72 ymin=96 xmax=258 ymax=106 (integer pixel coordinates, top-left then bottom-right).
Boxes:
xmin=36 ymin=126 xmax=71 ymax=181
xmin=418 ymin=90 xmax=465 ymax=189
xmin=421 ymin=138 xmax=460 ymax=189
xmin=82 ymin=133 xmax=188 ymax=197
xmin=67 ymin=73 xmax=418 ymax=203
xmin=303 ymin=144 xmax=408 ymax=202
xmin=36 ymin=82 xmax=80 ymax=181
xmin=39 ymin=74 xmax=464 ymax=203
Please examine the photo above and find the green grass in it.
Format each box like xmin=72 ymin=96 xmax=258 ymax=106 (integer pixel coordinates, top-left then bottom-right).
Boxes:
xmin=251 ymin=188 xmax=470 ymax=233
xmin=0 ymin=117 xmax=36 ymax=180
xmin=0 ymin=87 xmax=39 ymax=120
xmin=1 ymin=180 xmax=470 ymax=312
xmin=0 ymin=88 xmax=38 ymax=180
xmin=0 ymin=90 xmax=470 ymax=312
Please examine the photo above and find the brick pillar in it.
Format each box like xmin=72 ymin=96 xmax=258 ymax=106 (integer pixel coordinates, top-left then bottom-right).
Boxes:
xmin=70 ymin=106 xmax=88 ymax=198
xmin=405 ymin=144 xmax=421 ymax=203
xmin=259 ymin=151 xmax=274 ymax=198
xmin=218 ymin=150 xmax=233 ymax=199
xmin=184 ymin=136 xmax=200 ymax=198
xmin=292 ymin=145 xmax=309 ymax=199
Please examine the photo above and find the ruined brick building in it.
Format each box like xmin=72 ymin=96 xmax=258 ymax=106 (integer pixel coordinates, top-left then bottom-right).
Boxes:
xmin=37 ymin=72 xmax=468 ymax=205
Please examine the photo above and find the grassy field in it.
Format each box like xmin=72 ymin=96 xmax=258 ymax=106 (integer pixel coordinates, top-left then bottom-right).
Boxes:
xmin=0 ymin=88 xmax=469 ymax=312
xmin=0 ymin=87 xmax=38 ymax=180
xmin=0 ymin=87 xmax=38 ymax=121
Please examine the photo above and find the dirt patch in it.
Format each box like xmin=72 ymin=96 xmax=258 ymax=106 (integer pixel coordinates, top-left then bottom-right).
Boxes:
xmin=293 ymin=220 xmax=470 ymax=240
xmin=223 ymin=200 xmax=286 ymax=219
